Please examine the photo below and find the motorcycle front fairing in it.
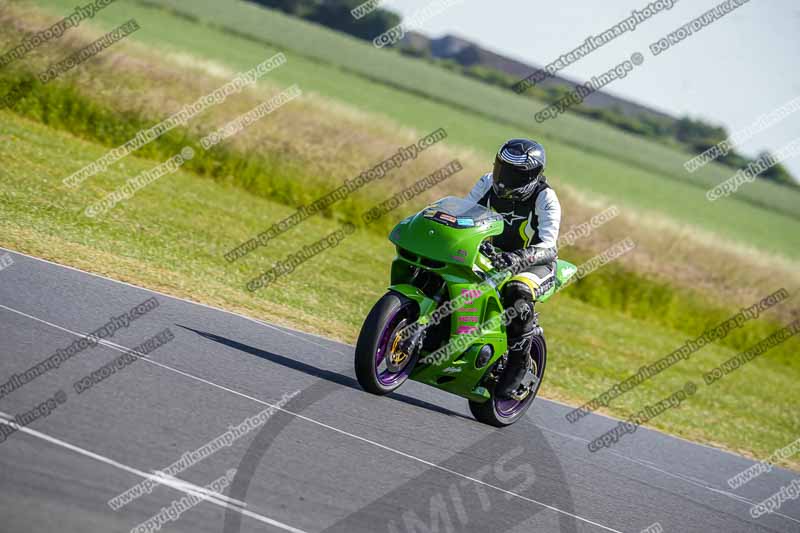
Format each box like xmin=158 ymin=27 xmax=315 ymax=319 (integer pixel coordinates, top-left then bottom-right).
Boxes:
xmin=386 ymin=197 xmax=508 ymax=401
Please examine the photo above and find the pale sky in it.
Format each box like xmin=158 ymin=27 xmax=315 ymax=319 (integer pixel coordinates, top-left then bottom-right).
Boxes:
xmin=387 ymin=0 xmax=800 ymax=180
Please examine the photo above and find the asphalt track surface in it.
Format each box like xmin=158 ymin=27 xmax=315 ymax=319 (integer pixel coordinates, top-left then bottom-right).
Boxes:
xmin=0 ymin=247 xmax=798 ymax=533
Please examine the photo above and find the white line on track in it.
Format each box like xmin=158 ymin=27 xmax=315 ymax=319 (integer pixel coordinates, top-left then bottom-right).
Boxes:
xmin=533 ymin=424 xmax=800 ymax=527
xmin=0 ymin=247 xmax=780 ymax=468
xmin=0 ymin=413 xmax=308 ymax=533
xmin=0 ymin=247 xmax=350 ymax=356
xmin=11 ymin=248 xmax=797 ymax=529
xmin=0 ymin=300 xmax=624 ymax=533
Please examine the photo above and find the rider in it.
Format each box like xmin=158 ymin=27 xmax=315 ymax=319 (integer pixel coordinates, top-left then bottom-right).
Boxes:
xmin=466 ymin=138 xmax=561 ymax=399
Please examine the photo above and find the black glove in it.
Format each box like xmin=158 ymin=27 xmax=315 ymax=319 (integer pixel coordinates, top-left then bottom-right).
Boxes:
xmin=516 ymin=246 xmax=557 ymax=269
xmin=495 ymin=247 xmax=557 ymax=273
xmin=494 ymin=250 xmax=523 ymax=271
xmin=479 ymin=241 xmax=500 ymax=259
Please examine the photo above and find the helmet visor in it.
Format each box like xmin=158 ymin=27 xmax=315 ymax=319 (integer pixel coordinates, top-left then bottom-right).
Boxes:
xmin=493 ymin=158 xmax=537 ymax=196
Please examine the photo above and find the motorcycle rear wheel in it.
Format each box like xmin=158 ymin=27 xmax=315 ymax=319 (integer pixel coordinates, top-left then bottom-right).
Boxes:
xmin=469 ymin=335 xmax=547 ymax=427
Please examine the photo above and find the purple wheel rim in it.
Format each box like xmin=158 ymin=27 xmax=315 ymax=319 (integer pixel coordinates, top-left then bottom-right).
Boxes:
xmin=495 ymin=397 xmax=527 ymax=417
xmin=374 ymin=306 xmax=414 ymax=387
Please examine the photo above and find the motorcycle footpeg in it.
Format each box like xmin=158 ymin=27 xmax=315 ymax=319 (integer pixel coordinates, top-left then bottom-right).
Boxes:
xmin=510 ymin=370 xmax=540 ymax=401
xmin=509 ymin=354 xmax=540 ymax=398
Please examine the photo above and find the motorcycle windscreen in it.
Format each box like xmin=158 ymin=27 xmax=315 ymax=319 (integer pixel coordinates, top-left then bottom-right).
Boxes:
xmin=421 ymin=196 xmax=502 ymax=229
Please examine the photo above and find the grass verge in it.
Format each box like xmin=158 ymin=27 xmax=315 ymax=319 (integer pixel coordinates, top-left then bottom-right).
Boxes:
xmin=1 ymin=109 xmax=798 ymax=471
xmin=24 ymin=0 xmax=800 ymax=259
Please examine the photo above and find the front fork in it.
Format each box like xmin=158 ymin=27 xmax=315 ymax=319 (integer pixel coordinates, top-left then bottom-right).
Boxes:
xmin=387 ymin=283 xmax=444 ymax=363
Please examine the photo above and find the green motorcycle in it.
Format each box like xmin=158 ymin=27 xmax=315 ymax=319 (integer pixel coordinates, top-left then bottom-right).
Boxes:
xmin=355 ymin=196 xmax=576 ymax=426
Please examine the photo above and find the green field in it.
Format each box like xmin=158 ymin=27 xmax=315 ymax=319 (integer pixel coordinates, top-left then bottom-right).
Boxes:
xmin=2 ymin=108 xmax=798 ymax=469
xmin=2 ymin=0 xmax=799 ymax=469
xmin=135 ymin=0 xmax=800 ymax=222
xmin=27 ymin=0 xmax=800 ymax=259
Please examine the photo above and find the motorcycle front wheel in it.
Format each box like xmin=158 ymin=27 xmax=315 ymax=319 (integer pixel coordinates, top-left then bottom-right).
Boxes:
xmin=355 ymin=292 xmax=420 ymax=395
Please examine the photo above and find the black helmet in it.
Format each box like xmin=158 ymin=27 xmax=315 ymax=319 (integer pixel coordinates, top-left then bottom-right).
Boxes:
xmin=492 ymin=138 xmax=546 ymax=200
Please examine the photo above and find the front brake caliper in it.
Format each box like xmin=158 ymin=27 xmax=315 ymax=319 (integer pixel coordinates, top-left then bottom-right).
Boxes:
xmin=389 ymin=325 xmax=426 ymax=369
xmin=389 ymin=336 xmax=409 ymax=366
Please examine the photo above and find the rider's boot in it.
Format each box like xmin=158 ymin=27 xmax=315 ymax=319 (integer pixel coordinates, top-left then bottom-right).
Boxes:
xmin=497 ymin=277 xmax=539 ymax=400
xmin=495 ymin=335 xmax=532 ymax=399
